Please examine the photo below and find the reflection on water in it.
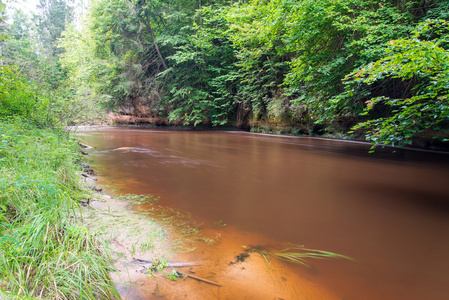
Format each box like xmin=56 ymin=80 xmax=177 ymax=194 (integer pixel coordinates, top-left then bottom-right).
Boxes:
xmin=80 ymin=127 xmax=449 ymax=300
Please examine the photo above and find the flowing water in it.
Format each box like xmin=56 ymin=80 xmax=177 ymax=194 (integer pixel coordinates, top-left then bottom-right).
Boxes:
xmin=80 ymin=126 xmax=449 ymax=300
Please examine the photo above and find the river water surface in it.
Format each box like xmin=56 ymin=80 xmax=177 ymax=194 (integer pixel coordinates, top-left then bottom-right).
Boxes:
xmin=80 ymin=127 xmax=449 ymax=300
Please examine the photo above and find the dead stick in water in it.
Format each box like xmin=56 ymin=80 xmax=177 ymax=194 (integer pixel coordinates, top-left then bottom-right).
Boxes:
xmin=176 ymin=271 xmax=222 ymax=287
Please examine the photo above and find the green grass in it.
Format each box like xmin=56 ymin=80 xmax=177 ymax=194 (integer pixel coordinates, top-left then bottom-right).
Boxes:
xmin=255 ymin=244 xmax=354 ymax=267
xmin=0 ymin=120 xmax=119 ymax=299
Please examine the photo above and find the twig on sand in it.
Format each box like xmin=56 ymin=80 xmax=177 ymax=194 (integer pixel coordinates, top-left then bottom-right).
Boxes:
xmin=132 ymin=258 xmax=220 ymax=286
xmin=133 ymin=258 xmax=203 ymax=268
xmin=176 ymin=271 xmax=222 ymax=287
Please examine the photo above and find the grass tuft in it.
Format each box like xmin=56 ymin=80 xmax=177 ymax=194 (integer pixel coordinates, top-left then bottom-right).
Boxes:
xmin=255 ymin=244 xmax=354 ymax=267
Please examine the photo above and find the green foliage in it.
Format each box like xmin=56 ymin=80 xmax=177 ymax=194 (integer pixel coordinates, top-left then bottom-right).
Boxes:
xmin=223 ymin=0 xmax=448 ymax=145
xmin=36 ymin=0 xmax=74 ymax=58
xmin=59 ymin=20 xmax=111 ymax=123
xmin=0 ymin=2 xmax=6 ymax=43
xmin=0 ymin=3 xmax=83 ymax=126
xmin=215 ymin=1 xmax=293 ymax=124
xmin=58 ymin=0 xmax=449 ymax=146
xmin=2 ymin=9 xmax=42 ymax=82
xmin=278 ymin=0 xmax=413 ymax=121
xmin=74 ymin=0 xmax=171 ymax=113
xmin=89 ymin=0 xmax=133 ymax=58
xmin=161 ymin=6 xmax=238 ymax=126
xmin=0 ymin=121 xmax=119 ymax=299
xmin=0 ymin=64 xmax=80 ymax=126
xmin=345 ymin=19 xmax=449 ymax=147
xmin=0 ymin=66 xmax=43 ymax=122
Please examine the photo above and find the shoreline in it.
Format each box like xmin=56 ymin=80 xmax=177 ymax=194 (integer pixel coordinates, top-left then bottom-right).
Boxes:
xmin=70 ymin=124 xmax=449 ymax=154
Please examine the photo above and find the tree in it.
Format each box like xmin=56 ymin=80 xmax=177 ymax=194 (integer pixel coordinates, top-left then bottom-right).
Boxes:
xmin=36 ymin=0 xmax=74 ymax=58
xmin=159 ymin=6 xmax=239 ymax=126
xmin=35 ymin=0 xmax=74 ymax=88
xmin=1 ymin=9 xmax=44 ymax=83
xmin=345 ymin=19 xmax=449 ymax=147
xmin=57 ymin=0 xmax=449 ymax=148
xmin=0 ymin=1 xmax=7 ymax=66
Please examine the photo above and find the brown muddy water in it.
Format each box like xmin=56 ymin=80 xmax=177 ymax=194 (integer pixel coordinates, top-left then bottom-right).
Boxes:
xmin=79 ymin=126 xmax=449 ymax=300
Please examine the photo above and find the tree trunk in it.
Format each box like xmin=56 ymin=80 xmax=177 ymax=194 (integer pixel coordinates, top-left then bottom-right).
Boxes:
xmin=144 ymin=15 xmax=168 ymax=70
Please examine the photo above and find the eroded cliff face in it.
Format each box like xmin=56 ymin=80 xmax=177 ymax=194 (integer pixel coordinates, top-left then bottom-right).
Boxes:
xmin=107 ymin=101 xmax=358 ymax=139
xmin=109 ymin=113 xmax=170 ymax=126
xmin=107 ymin=101 xmax=449 ymax=151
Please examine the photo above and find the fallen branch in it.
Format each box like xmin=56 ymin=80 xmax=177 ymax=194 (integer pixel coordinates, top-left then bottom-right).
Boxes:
xmin=78 ymin=142 xmax=93 ymax=149
xmin=81 ymin=173 xmax=97 ymax=181
xmin=176 ymin=271 xmax=222 ymax=287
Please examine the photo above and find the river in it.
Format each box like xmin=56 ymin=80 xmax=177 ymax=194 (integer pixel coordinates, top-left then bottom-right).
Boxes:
xmin=80 ymin=126 xmax=449 ymax=300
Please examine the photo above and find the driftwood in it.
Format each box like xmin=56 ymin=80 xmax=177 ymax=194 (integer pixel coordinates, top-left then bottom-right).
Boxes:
xmin=81 ymin=173 xmax=97 ymax=181
xmin=133 ymin=258 xmax=220 ymax=286
xmin=78 ymin=142 xmax=93 ymax=149
xmin=176 ymin=271 xmax=222 ymax=287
